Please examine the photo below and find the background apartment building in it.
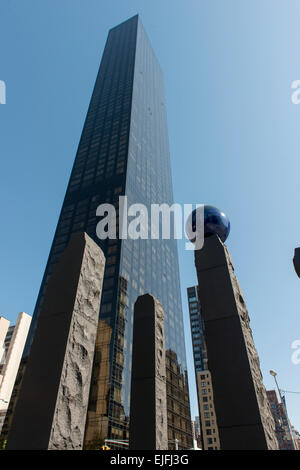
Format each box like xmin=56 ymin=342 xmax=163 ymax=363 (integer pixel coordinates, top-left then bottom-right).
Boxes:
xmin=187 ymin=286 xmax=220 ymax=450
xmin=0 ymin=312 xmax=31 ymax=432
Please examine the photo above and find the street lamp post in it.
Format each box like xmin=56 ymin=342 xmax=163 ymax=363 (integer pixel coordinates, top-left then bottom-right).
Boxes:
xmin=269 ymin=370 xmax=296 ymax=450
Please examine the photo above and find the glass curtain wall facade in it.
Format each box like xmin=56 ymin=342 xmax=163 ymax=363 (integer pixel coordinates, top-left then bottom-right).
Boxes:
xmin=187 ymin=286 xmax=207 ymax=373
xmin=7 ymin=15 xmax=192 ymax=449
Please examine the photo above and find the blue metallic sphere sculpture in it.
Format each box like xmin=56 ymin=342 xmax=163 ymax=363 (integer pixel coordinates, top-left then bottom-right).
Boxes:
xmin=186 ymin=205 xmax=230 ymax=243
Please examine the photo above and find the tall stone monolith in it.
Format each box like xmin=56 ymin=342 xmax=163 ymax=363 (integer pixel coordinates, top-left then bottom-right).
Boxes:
xmin=129 ymin=294 xmax=168 ymax=450
xmin=6 ymin=232 xmax=105 ymax=450
xmin=195 ymin=234 xmax=278 ymax=450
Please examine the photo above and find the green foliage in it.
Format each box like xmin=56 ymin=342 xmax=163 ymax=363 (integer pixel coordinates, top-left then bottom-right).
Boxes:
xmin=0 ymin=434 xmax=7 ymax=450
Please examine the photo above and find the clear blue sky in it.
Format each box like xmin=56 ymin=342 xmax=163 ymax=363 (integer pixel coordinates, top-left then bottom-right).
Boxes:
xmin=1 ymin=0 xmax=300 ymax=432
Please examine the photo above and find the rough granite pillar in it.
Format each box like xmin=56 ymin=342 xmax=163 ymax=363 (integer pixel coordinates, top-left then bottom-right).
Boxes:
xmin=6 ymin=232 xmax=105 ymax=450
xmin=129 ymin=294 xmax=168 ymax=450
xmin=195 ymin=235 xmax=278 ymax=450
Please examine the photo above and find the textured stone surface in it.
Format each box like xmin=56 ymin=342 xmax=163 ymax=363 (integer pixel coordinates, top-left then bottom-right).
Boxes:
xmin=153 ymin=299 xmax=168 ymax=450
xmin=223 ymin=245 xmax=278 ymax=450
xmin=6 ymin=232 xmax=105 ymax=450
xmin=130 ymin=294 xmax=168 ymax=450
xmin=195 ymin=235 xmax=278 ymax=450
xmin=48 ymin=234 xmax=105 ymax=449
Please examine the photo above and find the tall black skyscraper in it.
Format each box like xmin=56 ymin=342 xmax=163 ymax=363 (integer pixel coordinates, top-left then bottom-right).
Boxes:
xmin=6 ymin=15 xmax=193 ymax=449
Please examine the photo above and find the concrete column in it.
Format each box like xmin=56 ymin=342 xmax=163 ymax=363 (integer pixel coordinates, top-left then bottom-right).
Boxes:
xmin=194 ymin=235 xmax=278 ymax=450
xmin=129 ymin=294 xmax=168 ymax=450
xmin=6 ymin=232 xmax=105 ymax=450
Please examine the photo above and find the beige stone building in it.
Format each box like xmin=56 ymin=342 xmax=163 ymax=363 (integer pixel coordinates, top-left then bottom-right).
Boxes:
xmin=196 ymin=370 xmax=220 ymax=450
xmin=0 ymin=317 xmax=10 ymax=374
xmin=0 ymin=312 xmax=32 ymax=432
